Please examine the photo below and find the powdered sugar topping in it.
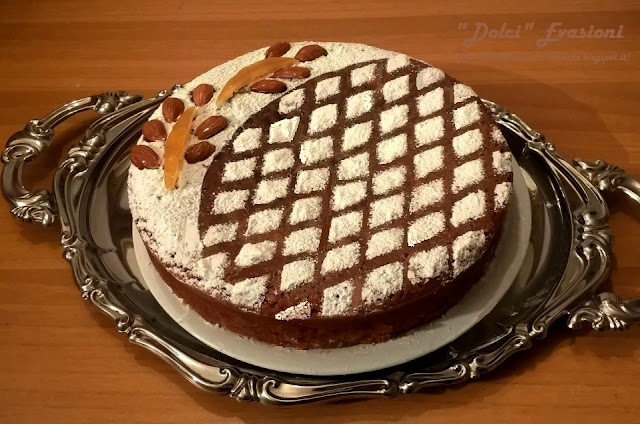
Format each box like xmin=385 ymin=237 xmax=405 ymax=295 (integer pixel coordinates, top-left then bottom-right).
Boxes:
xmin=451 ymin=190 xmax=486 ymax=227
xmin=279 ymin=90 xmax=305 ymax=115
xmin=383 ymin=75 xmax=410 ymax=103
xmin=269 ymin=117 xmax=300 ymax=144
xmin=417 ymin=87 xmax=444 ymax=117
xmin=453 ymin=101 xmax=481 ymax=130
xmin=213 ymin=190 xmax=249 ymax=214
xmin=322 ymin=281 xmax=354 ymax=316
xmin=452 ymin=231 xmax=486 ymax=276
xmin=494 ymin=182 xmax=512 ymax=210
xmin=343 ymin=121 xmax=372 ymax=152
xmin=289 ymin=197 xmax=322 ymax=225
xmin=235 ymin=241 xmax=277 ymax=267
xmin=408 ymin=246 xmax=449 ymax=283
xmin=415 ymin=116 xmax=444 ymax=147
xmin=246 ymin=209 xmax=283 ymax=236
xmin=275 ymin=301 xmax=312 ymax=320
xmin=351 ymin=63 xmax=377 ymax=87
xmin=281 ymin=259 xmax=315 ymax=291
xmin=453 ymin=128 xmax=483 ymax=157
xmin=362 ymin=262 xmax=404 ymax=304
xmin=328 ymin=211 xmax=363 ymax=243
xmin=416 ymin=67 xmax=444 ymax=90
xmin=308 ymin=104 xmax=338 ymax=134
xmin=373 ymin=166 xmax=406 ymax=195
xmin=222 ymin=157 xmax=256 ymax=182
xmin=300 ymin=136 xmax=333 ymax=165
xmin=321 ymin=242 xmax=360 ymax=274
xmin=315 ymin=77 xmax=341 ymax=102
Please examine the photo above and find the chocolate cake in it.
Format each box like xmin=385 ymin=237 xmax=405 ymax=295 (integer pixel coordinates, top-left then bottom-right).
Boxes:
xmin=128 ymin=42 xmax=513 ymax=349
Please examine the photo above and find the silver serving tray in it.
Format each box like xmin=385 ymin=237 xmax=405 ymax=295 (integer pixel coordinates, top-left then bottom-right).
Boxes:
xmin=2 ymin=89 xmax=640 ymax=405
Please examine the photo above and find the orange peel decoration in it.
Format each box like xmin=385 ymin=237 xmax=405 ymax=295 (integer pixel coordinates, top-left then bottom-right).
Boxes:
xmin=216 ymin=57 xmax=299 ymax=105
xmin=164 ymin=106 xmax=198 ymax=190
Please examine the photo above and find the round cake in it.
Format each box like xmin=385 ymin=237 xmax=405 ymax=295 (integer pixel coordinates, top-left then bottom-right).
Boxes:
xmin=128 ymin=41 xmax=513 ymax=349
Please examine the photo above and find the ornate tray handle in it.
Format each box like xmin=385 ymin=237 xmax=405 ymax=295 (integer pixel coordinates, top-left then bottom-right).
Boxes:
xmin=569 ymin=159 xmax=640 ymax=330
xmin=1 ymin=92 xmax=142 ymax=226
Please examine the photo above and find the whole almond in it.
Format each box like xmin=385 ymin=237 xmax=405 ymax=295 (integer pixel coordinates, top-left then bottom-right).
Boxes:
xmin=131 ymin=145 xmax=161 ymax=169
xmin=272 ymin=66 xmax=311 ymax=79
xmin=195 ymin=115 xmax=228 ymax=140
xmin=191 ymin=83 xmax=215 ymax=106
xmin=295 ymin=44 xmax=327 ymax=62
xmin=141 ymin=119 xmax=167 ymax=142
xmin=162 ymin=97 xmax=185 ymax=123
xmin=265 ymin=41 xmax=291 ymax=58
xmin=185 ymin=142 xmax=215 ymax=164
xmin=250 ymin=79 xmax=287 ymax=93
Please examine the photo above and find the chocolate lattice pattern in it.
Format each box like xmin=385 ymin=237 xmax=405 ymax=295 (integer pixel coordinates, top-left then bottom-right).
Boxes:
xmin=198 ymin=57 xmax=512 ymax=318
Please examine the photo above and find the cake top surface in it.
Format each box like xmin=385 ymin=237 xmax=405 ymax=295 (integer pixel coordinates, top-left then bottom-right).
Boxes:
xmin=128 ymin=41 xmax=513 ymax=319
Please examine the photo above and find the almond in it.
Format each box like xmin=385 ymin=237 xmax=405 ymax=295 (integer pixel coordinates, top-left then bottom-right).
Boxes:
xmin=185 ymin=142 xmax=215 ymax=164
xmin=141 ymin=119 xmax=167 ymax=142
xmin=195 ymin=115 xmax=228 ymax=140
xmin=295 ymin=44 xmax=327 ymax=62
xmin=265 ymin=41 xmax=291 ymax=58
xmin=162 ymin=97 xmax=185 ymax=123
xmin=131 ymin=145 xmax=161 ymax=169
xmin=191 ymin=83 xmax=215 ymax=106
xmin=272 ymin=66 xmax=311 ymax=79
xmin=250 ymin=79 xmax=287 ymax=93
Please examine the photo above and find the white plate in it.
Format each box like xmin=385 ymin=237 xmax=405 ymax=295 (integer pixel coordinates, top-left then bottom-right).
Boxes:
xmin=133 ymin=161 xmax=531 ymax=376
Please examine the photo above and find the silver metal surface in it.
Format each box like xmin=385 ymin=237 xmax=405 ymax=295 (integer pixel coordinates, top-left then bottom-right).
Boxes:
xmin=1 ymin=92 xmax=142 ymax=225
xmin=1 ymin=92 xmax=638 ymax=404
xmin=567 ymin=159 xmax=640 ymax=330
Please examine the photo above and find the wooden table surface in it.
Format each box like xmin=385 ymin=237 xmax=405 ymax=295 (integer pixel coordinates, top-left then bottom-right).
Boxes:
xmin=1 ymin=1 xmax=639 ymax=422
